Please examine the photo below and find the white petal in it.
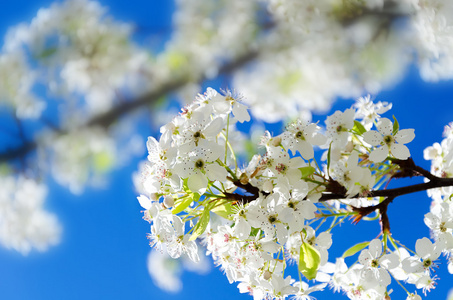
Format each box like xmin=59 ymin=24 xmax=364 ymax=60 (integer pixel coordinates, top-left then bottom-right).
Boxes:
xmin=203 ymin=117 xmax=224 ymax=137
xmin=202 ymin=142 xmax=224 ymax=162
xmin=187 ymin=172 xmax=208 ymax=194
xmin=368 ymin=239 xmax=382 ymax=258
xmin=232 ymin=102 xmax=250 ymax=123
xmin=380 ymin=253 xmax=399 ymax=270
xmin=394 ymin=129 xmax=415 ymax=144
xmin=233 ymin=218 xmax=251 ymax=239
xmin=390 ymin=144 xmax=410 ymax=160
xmin=172 ymin=215 xmax=184 ymax=235
xmin=296 ymin=140 xmax=314 ymax=159
xmin=363 ymin=130 xmax=382 ymax=146
xmin=173 ymin=160 xmax=192 ymax=178
xmin=377 ymin=118 xmax=393 ymax=136
xmin=347 ymin=152 xmax=359 ymax=167
xmin=146 ymin=137 xmax=160 ymax=155
xmin=137 ymin=195 xmax=152 ymax=210
xmin=205 ymin=163 xmax=228 ymax=181
xmin=369 ymin=145 xmax=389 ymax=162
xmin=309 ymin=132 xmax=327 ymax=146
xmin=183 ymin=237 xmax=200 ymax=262
xmin=317 ymin=232 xmax=332 ymax=248
xmin=213 ymin=100 xmax=231 ymax=114
xmin=415 ymin=237 xmax=433 ymax=260
xmin=359 ymin=249 xmax=373 ymax=266
xmin=402 ymin=257 xmax=424 ymax=273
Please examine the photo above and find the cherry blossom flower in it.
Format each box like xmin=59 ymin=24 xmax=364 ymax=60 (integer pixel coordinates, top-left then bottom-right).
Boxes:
xmin=281 ymin=119 xmax=327 ymax=160
xmin=363 ymin=118 xmax=415 ymax=162
xmin=402 ymin=237 xmax=442 ymax=274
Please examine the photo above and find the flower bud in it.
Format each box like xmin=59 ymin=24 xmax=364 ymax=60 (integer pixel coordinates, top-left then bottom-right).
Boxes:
xmin=150 ymin=193 xmax=159 ymax=202
xmin=271 ymin=136 xmax=282 ymax=147
xmin=239 ymin=173 xmax=249 ymax=185
xmin=263 ymin=270 xmax=272 ymax=280
xmin=163 ymin=195 xmax=175 ymax=208
xmin=345 ymin=140 xmax=354 ymax=153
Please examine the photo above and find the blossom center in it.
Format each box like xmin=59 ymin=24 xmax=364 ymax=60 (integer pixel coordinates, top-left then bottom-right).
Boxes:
xmin=195 ymin=159 xmax=205 ymax=169
xmin=276 ymin=163 xmax=287 ymax=174
xmin=423 ymin=259 xmax=432 ymax=268
xmin=371 ymin=259 xmax=379 ymax=268
xmin=383 ymin=135 xmax=393 ymax=145
xmin=295 ymin=131 xmax=305 ymax=140
xmin=268 ymin=215 xmax=277 ymax=224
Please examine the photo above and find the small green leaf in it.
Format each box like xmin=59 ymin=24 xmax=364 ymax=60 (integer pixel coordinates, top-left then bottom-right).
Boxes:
xmin=392 ymin=115 xmax=399 ymax=135
xmin=211 ymin=202 xmax=233 ymax=220
xmin=353 ymin=120 xmax=367 ymax=135
xmin=342 ymin=241 xmax=370 ymax=258
xmin=182 ymin=178 xmax=190 ymax=192
xmin=299 ymin=166 xmax=316 ymax=178
xmin=299 ymin=242 xmax=321 ymax=280
xmin=189 ymin=206 xmax=211 ymax=241
xmin=172 ymin=193 xmax=199 ymax=215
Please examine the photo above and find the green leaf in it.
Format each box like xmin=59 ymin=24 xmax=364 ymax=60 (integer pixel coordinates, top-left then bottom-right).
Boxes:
xmin=392 ymin=115 xmax=399 ymax=135
xmin=342 ymin=241 xmax=370 ymax=258
xmin=299 ymin=166 xmax=316 ymax=178
xmin=353 ymin=120 xmax=367 ymax=135
xmin=211 ymin=202 xmax=233 ymax=220
xmin=299 ymin=242 xmax=321 ymax=280
xmin=172 ymin=193 xmax=199 ymax=215
xmin=327 ymin=143 xmax=332 ymax=175
xmin=189 ymin=206 xmax=211 ymax=241
xmin=182 ymin=178 xmax=190 ymax=192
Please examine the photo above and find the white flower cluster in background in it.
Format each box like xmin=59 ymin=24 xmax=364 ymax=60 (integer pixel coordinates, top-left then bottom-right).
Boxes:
xmin=147 ymin=246 xmax=211 ymax=293
xmin=154 ymin=0 xmax=259 ymax=84
xmin=0 ymin=175 xmax=61 ymax=254
xmin=4 ymin=0 xmax=453 ymax=124
xmin=233 ymin=0 xmax=453 ymax=122
xmin=1 ymin=0 xmax=149 ymax=119
xmin=135 ymin=88 xmax=453 ymax=299
xmin=0 ymin=51 xmax=44 ymax=119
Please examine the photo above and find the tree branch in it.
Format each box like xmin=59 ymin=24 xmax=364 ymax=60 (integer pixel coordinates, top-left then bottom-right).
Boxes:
xmin=0 ymin=50 xmax=259 ymax=163
xmin=319 ymin=176 xmax=453 ymax=202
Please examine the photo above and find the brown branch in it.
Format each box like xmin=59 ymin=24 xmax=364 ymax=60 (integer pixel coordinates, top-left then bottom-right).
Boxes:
xmin=351 ymin=196 xmax=395 ymax=233
xmin=0 ymin=50 xmax=259 ymax=163
xmin=224 ymin=178 xmax=269 ymax=204
xmin=319 ymin=176 xmax=453 ymax=202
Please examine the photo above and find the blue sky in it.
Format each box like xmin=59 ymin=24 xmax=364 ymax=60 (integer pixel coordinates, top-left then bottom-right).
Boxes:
xmin=0 ymin=1 xmax=452 ymax=300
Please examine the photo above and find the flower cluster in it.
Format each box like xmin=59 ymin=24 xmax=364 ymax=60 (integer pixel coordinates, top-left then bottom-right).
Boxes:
xmin=233 ymin=0 xmax=453 ymax=122
xmin=0 ymin=175 xmax=61 ymax=254
xmin=3 ymin=0 xmax=149 ymax=117
xmin=424 ymin=123 xmax=453 ymax=275
xmin=135 ymin=88 xmax=453 ymax=299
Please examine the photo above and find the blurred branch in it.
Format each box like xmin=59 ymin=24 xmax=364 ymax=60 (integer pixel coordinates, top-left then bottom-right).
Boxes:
xmin=0 ymin=49 xmax=259 ymax=163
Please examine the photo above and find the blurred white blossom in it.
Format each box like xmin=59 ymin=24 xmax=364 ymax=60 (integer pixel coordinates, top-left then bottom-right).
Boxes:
xmin=0 ymin=176 xmax=61 ymax=254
